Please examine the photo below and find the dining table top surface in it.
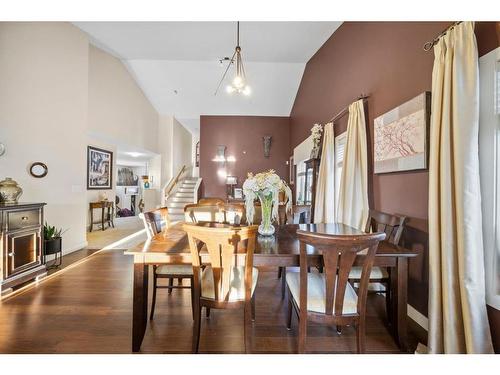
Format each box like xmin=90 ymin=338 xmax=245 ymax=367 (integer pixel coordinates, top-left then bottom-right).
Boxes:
xmin=126 ymin=222 xmax=418 ymax=258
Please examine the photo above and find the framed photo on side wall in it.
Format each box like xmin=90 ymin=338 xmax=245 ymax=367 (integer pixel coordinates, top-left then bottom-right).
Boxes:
xmin=87 ymin=146 xmax=113 ymax=189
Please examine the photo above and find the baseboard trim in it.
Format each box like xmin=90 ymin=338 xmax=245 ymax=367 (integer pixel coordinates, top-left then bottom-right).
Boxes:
xmin=44 ymin=241 xmax=89 ymax=261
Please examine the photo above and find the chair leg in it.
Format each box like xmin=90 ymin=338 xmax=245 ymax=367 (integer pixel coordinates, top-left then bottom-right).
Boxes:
xmin=298 ymin=309 xmax=307 ymax=354
xmin=286 ymin=290 xmax=293 ymax=330
xmin=192 ymin=302 xmax=202 ymax=353
xmin=206 ymin=307 xmax=211 ymax=318
xmin=384 ymin=281 xmax=392 ymax=324
xmin=277 ymin=266 xmax=283 ymax=279
xmin=251 ymin=294 xmax=256 ymax=322
xmin=190 ymin=280 xmax=195 ymax=321
xmin=336 ymin=325 xmax=342 ymax=335
xmin=178 ymin=278 xmax=182 ymax=285
xmin=356 ymin=317 xmax=366 ymax=354
xmin=168 ymin=278 xmax=173 ymax=295
xmin=281 ymin=267 xmax=286 ymax=300
xmin=150 ymin=274 xmax=158 ymax=320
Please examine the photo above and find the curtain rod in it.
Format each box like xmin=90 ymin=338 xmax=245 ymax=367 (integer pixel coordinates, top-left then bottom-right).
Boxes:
xmin=325 ymin=94 xmax=370 ymax=125
xmin=423 ymin=21 xmax=462 ymax=51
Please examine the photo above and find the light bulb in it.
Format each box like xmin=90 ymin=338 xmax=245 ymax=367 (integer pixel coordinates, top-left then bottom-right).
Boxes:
xmin=232 ymin=75 xmax=244 ymax=88
xmin=242 ymin=86 xmax=251 ymax=96
xmin=226 ymin=85 xmax=235 ymax=94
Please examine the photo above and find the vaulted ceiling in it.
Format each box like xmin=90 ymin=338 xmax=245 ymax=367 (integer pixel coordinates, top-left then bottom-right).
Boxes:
xmin=74 ymin=22 xmax=342 ymax=133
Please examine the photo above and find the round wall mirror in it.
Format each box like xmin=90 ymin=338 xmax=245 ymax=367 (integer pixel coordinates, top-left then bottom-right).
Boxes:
xmin=29 ymin=162 xmax=48 ymax=178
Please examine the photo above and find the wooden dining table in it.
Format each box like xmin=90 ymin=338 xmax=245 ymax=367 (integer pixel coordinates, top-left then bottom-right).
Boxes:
xmin=125 ymin=222 xmax=418 ymax=353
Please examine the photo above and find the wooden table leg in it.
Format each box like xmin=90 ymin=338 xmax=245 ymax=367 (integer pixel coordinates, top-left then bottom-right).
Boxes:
xmin=392 ymin=257 xmax=409 ymax=352
xmin=132 ymin=263 xmax=149 ymax=352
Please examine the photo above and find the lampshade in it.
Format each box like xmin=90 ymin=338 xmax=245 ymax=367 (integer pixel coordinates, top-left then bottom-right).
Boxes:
xmin=226 ymin=176 xmax=237 ymax=185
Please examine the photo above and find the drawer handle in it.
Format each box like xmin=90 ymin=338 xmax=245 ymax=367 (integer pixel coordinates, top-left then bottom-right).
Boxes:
xmin=8 ymin=252 xmax=14 ymax=257
xmin=21 ymin=216 xmax=29 ymax=222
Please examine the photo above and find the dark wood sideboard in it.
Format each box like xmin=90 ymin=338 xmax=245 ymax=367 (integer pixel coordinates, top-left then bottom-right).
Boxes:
xmin=0 ymin=202 xmax=46 ymax=293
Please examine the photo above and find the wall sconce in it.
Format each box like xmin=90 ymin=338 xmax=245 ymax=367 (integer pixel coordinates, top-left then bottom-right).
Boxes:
xmin=263 ymin=136 xmax=272 ymax=158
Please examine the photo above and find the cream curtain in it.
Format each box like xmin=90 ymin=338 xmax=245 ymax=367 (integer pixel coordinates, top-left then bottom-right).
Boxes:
xmin=336 ymin=100 xmax=369 ymax=230
xmin=428 ymin=21 xmax=493 ymax=353
xmin=314 ymin=122 xmax=335 ymax=223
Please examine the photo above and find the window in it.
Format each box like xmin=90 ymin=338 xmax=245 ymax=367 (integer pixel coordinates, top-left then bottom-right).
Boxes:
xmin=479 ymin=49 xmax=500 ymax=310
xmin=335 ymin=131 xmax=347 ymax=208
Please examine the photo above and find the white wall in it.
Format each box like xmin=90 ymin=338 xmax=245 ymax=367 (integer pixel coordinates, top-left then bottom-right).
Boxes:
xmin=0 ymin=22 xmax=89 ymax=252
xmin=87 ymin=45 xmax=159 ymax=153
xmin=158 ymin=116 xmax=193 ymax=188
xmin=172 ymin=117 xmax=193 ymax=178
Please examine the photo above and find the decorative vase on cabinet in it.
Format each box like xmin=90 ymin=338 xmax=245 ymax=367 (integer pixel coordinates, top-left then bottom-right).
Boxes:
xmin=0 ymin=177 xmax=23 ymax=203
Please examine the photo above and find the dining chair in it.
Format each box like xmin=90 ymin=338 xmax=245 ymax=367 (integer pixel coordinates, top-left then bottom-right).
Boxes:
xmin=278 ymin=204 xmax=312 ymax=299
xmin=198 ymin=197 xmax=226 ymax=205
xmin=348 ymin=209 xmax=407 ymax=320
xmin=184 ymin=203 xmax=224 ymax=223
xmin=286 ymin=229 xmax=386 ymax=353
xmin=140 ymin=207 xmax=194 ymax=320
xmin=183 ymin=222 xmax=259 ymax=353
xmin=219 ymin=203 xmax=245 ymax=225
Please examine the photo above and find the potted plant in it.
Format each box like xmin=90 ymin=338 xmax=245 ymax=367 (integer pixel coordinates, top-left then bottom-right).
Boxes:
xmin=43 ymin=222 xmax=66 ymax=256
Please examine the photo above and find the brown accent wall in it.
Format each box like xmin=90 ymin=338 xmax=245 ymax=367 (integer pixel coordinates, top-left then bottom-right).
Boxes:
xmin=487 ymin=305 xmax=500 ymax=353
xmin=289 ymin=22 xmax=500 ymax=318
xmin=200 ymin=115 xmax=290 ymax=198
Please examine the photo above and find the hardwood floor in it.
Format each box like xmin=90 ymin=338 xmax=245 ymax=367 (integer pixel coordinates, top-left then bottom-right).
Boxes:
xmin=0 ymin=249 xmax=408 ymax=353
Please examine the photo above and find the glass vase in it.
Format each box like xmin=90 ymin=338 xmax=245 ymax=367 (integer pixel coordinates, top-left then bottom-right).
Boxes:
xmin=258 ymin=192 xmax=275 ymax=236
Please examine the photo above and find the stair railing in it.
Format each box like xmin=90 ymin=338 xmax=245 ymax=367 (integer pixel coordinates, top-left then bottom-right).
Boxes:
xmin=193 ymin=178 xmax=202 ymax=203
xmin=162 ymin=165 xmax=187 ymax=206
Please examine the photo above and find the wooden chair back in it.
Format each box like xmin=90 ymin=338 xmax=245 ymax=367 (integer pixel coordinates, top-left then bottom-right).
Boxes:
xmin=365 ymin=209 xmax=407 ymax=245
xmin=296 ymin=229 xmax=386 ymax=317
xmin=198 ymin=198 xmax=225 ymax=205
xmin=184 ymin=203 xmax=223 ymax=223
xmin=286 ymin=205 xmax=311 ymax=224
xmin=219 ymin=203 xmax=245 ymax=225
xmin=183 ymin=223 xmax=258 ymax=303
xmin=141 ymin=207 xmax=170 ymax=239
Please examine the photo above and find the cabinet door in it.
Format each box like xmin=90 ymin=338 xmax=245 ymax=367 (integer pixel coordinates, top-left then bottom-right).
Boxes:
xmin=5 ymin=229 xmax=42 ymax=278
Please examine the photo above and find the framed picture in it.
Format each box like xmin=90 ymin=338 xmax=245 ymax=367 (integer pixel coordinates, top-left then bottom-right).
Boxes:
xmin=374 ymin=92 xmax=431 ymax=174
xmin=87 ymin=146 xmax=113 ymax=189
xmin=233 ymin=188 xmax=243 ymax=199
xmin=117 ymin=166 xmax=138 ymax=186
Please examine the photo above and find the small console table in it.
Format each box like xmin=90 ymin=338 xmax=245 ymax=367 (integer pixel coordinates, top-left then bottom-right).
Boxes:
xmin=89 ymin=201 xmax=115 ymax=232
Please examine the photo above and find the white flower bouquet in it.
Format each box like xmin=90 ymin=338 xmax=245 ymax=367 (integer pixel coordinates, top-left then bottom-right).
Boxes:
xmin=242 ymin=169 xmax=292 ymax=236
xmin=310 ymin=123 xmax=323 ymax=158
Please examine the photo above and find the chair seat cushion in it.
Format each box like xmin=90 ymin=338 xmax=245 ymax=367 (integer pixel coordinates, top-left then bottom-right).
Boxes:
xmin=156 ymin=264 xmax=193 ymax=276
xmin=201 ymin=266 xmax=258 ymax=301
xmin=286 ymin=272 xmax=358 ymax=314
xmin=348 ymin=266 xmax=388 ymax=280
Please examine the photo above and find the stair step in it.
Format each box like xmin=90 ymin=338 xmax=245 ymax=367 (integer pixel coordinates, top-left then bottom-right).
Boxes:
xmin=170 ymin=197 xmax=193 ymax=203
xmin=167 ymin=202 xmax=189 ymax=208
xmin=178 ymin=188 xmax=194 ymax=193
xmin=176 ymin=192 xmax=193 ymax=197
xmin=168 ymin=207 xmax=185 ymax=214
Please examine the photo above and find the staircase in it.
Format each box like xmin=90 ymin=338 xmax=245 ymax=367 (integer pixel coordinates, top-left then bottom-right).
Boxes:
xmin=166 ymin=178 xmax=200 ymax=222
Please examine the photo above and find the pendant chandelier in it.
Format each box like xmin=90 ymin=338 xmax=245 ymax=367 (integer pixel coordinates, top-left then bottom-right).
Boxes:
xmin=215 ymin=21 xmax=251 ymax=96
